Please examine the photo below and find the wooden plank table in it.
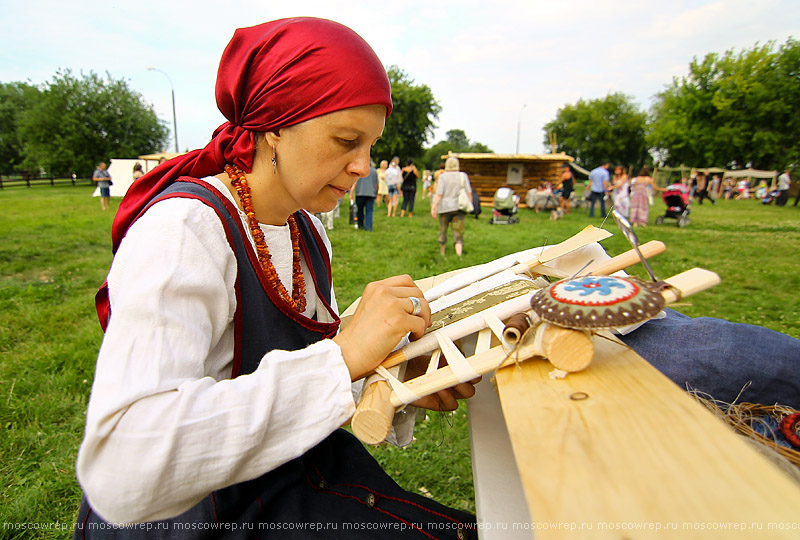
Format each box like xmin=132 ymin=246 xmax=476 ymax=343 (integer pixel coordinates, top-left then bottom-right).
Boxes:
xmin=490 ymin=331 xmax=800 ymax=539
xmin=346 ymin=266 xmax=800 ymax=539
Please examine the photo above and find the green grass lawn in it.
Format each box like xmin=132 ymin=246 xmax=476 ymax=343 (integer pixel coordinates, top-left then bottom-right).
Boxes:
xmin=1 ymin=184 xmax=798 ymax=536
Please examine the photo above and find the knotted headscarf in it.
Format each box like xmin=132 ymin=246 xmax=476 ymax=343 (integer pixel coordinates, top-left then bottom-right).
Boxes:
xmin=111 ymin=17 xmax=392 ymax=253
xmin=97 ymin=18 xmax=391 ymax=329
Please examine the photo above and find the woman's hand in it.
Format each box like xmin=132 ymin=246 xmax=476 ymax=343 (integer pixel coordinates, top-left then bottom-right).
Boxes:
xmin=404 ymin=354 xmax=480 ymax=411
xmin=431 ymin=194 xmax=441 ymax=218
xmin=333 ymin=275 xmax=431 ymax=381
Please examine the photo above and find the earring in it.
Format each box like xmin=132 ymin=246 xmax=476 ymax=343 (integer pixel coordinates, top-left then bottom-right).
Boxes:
xmin=272 ymin=144 xmax=277 ymax=175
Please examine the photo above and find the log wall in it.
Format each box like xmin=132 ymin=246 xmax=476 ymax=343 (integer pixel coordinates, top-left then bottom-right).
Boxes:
xmin=455 ymin=158 xmax=569 ymax=206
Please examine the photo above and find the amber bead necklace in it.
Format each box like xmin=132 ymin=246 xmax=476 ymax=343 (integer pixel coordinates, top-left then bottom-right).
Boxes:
xmin=224 ymin=163 xmax=307 ymax=313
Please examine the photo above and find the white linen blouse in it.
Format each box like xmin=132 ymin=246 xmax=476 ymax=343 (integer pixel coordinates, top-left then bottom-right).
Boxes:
xmin=77 ymin=176 xmax=357 ymax=524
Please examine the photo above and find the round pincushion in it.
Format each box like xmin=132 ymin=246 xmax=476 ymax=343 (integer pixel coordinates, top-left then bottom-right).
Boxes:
xmin=530 ymin=275 xmax=665 ymax=330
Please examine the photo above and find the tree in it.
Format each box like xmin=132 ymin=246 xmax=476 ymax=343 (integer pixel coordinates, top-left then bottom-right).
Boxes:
xmin=543 ymin=93 xmax=648 ymax=171
xmin=0 ymin=82 xmax=40 ymax=173
xmin=17 ymin=70 xmax=169 ymax=176
xmin=372 ymin=66 xmax=441 ymax=163
xmin=422 ymin=129 xmax=493 ymax=170
xmin=648 ymin=38 xmax=800 ymax=170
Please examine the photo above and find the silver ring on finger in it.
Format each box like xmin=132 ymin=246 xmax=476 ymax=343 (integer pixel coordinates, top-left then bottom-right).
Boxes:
xmin=408 ymin=296 xmax=422 ymax=316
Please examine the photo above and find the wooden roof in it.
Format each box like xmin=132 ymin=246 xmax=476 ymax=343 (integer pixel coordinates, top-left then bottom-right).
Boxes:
xmin=443 ymin=152 xmax=574 ymax=163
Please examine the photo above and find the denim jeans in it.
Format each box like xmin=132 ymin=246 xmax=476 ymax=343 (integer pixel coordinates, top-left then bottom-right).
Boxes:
xmin=622 ymin=308 xmax=800 ymax=409
xmin=355 ymin=196 xmax=374 ymax=231
xmin=588 ymin=191 xmax=606 ymax=217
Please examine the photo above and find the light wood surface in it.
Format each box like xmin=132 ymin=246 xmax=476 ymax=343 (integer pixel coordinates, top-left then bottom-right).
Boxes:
xmin=585 ymin=240 xmax=665 ymax=276
xmin=494 ymin=333 xmax=800 ymax=539
xmin=350 ymin=242 xmax=676 ymax=445
xmin=345 ymin=244 xmax=800 ymax=537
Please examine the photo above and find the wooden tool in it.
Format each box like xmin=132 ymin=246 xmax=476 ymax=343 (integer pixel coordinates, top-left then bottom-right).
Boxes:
xmin=494 ymin=327 xmax=800 ymax=539
xmin=350 ymin=240 xmax=665 ymax=445
xmin=378 ymin=240 xmax=665 ymax=373
xmin=351 ymin=266 xmax=717 ymax=446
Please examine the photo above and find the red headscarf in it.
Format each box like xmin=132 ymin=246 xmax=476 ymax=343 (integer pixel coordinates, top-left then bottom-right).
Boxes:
xmin=111 ymin=17 xmax=392 ymax=253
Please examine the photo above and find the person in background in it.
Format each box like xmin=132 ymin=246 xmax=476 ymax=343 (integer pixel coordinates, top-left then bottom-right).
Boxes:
xmin=689 ymin=169 xmax=698 ymax=198
xmin=431 ymin=155 xmax=472 ymax=257
xmin=629 ymin=166 xmax=665 ymax=226
xmin=375 ymin=158 xmax=388 ymax=208
xmin=351 ymin=163 xmax=379 ymax=231
xmin=609 ymin=165 xmax=630 ymax=218
xmin=776 ymin=169 xmax=791 ymax=206
xmin=710 ymin=174 xmax=721 ymax=198
xmin=132 ymin=162 xmax=144 ymax=181
xmin=722 ymin=177 xmax=734 ymax=199
xmin=73 ymin=18 xmax=476 ymax=538
xmin=558 ymin=164 xmax=574 ymax=215
xmin=695 ymin=171 xmax=715 ymax=205
xmin=384 ymin=156 xmax=401 ymax=217
xmin=735 ymin=178 xmax=751 ymax=199
xmin=587 ymin=162 xmax=610 ymax=217
xmin=400 ymin=158 xmax=418 ymax=217
xmin=92 ymin=162 xmax=112 ymax=211
xmin=422 ymin=169 xmax=433 ymax=199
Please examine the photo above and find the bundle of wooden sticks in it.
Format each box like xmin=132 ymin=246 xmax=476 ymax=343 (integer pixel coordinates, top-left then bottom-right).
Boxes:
xmin=349 ymin=225 xmax=720 ymax=445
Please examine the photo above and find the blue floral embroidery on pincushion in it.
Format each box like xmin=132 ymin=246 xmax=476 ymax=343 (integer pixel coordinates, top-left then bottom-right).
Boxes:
xmin=563 ymin=277 xmax=626 ymax=296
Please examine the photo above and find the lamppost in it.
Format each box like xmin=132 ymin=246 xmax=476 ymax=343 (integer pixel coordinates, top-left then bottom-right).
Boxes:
xmin=147 ymin=67 xmax=179 ymax=153
xmin=515 ymin=104 xmax=526 ymax=155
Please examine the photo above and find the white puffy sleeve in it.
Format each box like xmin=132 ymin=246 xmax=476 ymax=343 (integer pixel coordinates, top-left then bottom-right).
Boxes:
xmin=77 ymin=198 xmax=354 ymax=524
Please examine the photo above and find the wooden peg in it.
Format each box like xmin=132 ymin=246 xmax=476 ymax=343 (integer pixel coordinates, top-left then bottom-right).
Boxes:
xmin=351 ymin=380 xmax=395 ymax=445
xmin=540 ymin=323 xmax=594 ymax=372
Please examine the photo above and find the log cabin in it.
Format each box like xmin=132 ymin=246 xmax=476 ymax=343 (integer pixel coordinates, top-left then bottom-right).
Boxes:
xmin=440 ymin=152 xmax=574 ymax=207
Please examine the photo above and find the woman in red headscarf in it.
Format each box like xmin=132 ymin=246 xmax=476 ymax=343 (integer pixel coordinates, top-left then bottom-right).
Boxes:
xmin=74 ymin=18 xmax=476 ymax=538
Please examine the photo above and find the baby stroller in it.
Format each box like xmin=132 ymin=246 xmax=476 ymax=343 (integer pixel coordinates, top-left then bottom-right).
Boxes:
xmin=655 ymin=183 xmax=690 ymax=227
xmin=489 ymin=187 xmax=519 ymax=224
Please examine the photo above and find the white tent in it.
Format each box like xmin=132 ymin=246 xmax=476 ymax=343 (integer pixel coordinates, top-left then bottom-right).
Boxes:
xmin=92 ymin=159 xmax=144 ymax=198
xmin=92 ymin=152 xmax=185 ymax=198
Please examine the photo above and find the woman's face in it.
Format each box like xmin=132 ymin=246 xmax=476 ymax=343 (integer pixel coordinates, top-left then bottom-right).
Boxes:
xmin=266 ymin=104 xmax=385 ymax=218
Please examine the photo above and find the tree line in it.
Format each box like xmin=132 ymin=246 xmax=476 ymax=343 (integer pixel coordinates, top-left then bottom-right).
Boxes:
xmin=544 ymin=38 xmax=799 ymax=173
xmin=0 ymin=65 xmax=487 ymax=179
xmin=0 ymin=70 xmax=169 ymax=177
xmin=4 ymin=38 xmax=795 ymax=179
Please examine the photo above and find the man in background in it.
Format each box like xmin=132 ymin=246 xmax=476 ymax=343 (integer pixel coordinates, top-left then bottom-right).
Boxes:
xmin=92 ymin=162 xmax=112 ymax=211
xmin=776 ymin=169 xmax=791 ymax=206
xmin=351 ymin=164 xmax=379 ymax=231
xmin=587 ymin=162 xmax=610 ymax=217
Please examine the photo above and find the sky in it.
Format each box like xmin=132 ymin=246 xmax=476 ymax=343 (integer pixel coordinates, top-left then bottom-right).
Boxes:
xmin=2 ymin=0 xmax=798 ymax=158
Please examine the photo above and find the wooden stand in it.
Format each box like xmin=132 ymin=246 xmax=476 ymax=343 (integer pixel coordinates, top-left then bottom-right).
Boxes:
xmin=351 ymin=267 xmax=718 ymax=445
xmin=344 ymin=242 xmax=800 ymax=537
xmin=495 ymin=333 xmax=800 ymax=538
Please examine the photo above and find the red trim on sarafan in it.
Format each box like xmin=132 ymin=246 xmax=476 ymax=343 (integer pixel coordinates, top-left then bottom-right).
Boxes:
xmin=295 ymin=210 xmax=340 ymax=334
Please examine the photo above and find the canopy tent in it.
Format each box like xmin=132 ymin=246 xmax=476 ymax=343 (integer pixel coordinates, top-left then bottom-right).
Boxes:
xmin=92 ymin=152 xmax=187 ymax=198
xmin=657 ymin=166 xmax=777 ymax=183
xmin=137 ymin=152 xmax=184 ymax=172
